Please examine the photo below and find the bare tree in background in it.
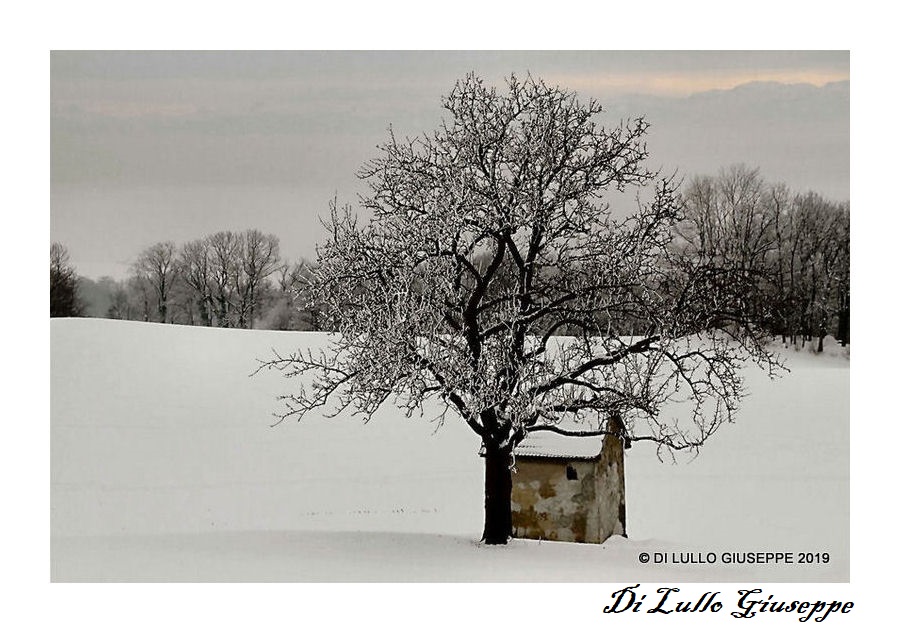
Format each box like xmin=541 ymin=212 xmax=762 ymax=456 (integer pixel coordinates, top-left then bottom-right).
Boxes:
xmin=678 ymin=166 xmax=777 ymax=271
xmin=178 ymin=238 xmax=215 ymax=327
xmin=50 ymin=242 xmax=84 ymax=317
xmin=235 ymin=230 xmax=280 ymax=329
xmin=266 ymin=260 xmax=321 ymax=331
xmin=677 ymin=165 xmax=779 ymax=331
xmin=260 ymin=75 xmax=782 ymax=544
xmin=774 ymin=192 xmax=850 ymax=349
xmin=680 ymin=167 xmax=850 ymax=348
xmin=132 ymin=242 xmax=177 ymax=323
xmin=207 ymin=231 xmax=241 ymax=327
xmin=106 ymin=285 xmax=137 ymax=321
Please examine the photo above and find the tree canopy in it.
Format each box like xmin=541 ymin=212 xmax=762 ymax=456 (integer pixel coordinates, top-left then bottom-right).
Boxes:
xmin=262 ymin=74 xmax=782 ymax=543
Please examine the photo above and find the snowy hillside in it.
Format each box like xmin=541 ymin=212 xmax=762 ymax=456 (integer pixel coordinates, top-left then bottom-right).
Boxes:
xmin=51 ymin=319 xmax=849 ymax=581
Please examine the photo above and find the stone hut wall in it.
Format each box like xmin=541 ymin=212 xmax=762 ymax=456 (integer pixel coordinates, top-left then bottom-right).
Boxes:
xmin=510 ymin=431 xmax=625 ymax=544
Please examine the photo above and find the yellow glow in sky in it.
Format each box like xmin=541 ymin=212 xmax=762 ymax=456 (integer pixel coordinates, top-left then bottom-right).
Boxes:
xmin=551 ymin=68 xmax=849 ymax=98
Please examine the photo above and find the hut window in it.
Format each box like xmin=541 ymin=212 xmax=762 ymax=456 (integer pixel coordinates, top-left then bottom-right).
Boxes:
xmin=566 ymin=465 xmax=578 ymax=480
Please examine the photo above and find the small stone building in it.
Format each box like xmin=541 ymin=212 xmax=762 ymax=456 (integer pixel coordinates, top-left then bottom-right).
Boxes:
xmin=510 ymin=426 xmax=626 ymax=544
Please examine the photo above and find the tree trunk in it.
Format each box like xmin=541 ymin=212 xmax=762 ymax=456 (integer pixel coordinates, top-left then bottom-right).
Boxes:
xmin=198 ymin=297 xmax=211 ymax=327
xmin=838 ymin=291 xmax=849 ymax=346
xmin=216 ymin=296 xmax=229 ymax=328
xmin=482 ymin=444 xmax=513 ymax=545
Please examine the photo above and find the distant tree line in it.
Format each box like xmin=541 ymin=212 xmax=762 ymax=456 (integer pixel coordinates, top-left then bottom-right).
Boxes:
xmin=53 ymin=229 xmax=323 ymax=330
xmin=50 ymin=168 xmax=849 ymax=346
xmin=676 ymin=165 xmax=850 ymax=350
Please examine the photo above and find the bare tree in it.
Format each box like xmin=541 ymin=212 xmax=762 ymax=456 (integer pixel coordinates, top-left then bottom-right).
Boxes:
xmin=50 ymin=243 xmax=84 ymax=317
xmin=126 ymin=274 xmax=152 ymax=322
xmin=769 ymin=191 xmax=850 ymax=347
xmin=787 ymin=193 xmax=850 ymax=349
xmin=679 ymin=168 xmax=850 ymax=349
xmin=264 ymin=259 xmax=321 ymax=331
xmin=132 ymin=241 xmax=177 ymax=323
xmin=676 ymin=166 xmax=780 ymax=330
xmin=106 ymin=284 xmax=137 ymax=320
xmin=258 ymin=74 xmax=780 ymax=543
xmin=235 ymin=230 xmax=280 ymax=329
xmin=677 ymin=165 xmax=778 ymax=271
xmin=177 ymin=238 xmax=215 ymax=327
xmin=207 ymin=231 xmax=241 ymax=327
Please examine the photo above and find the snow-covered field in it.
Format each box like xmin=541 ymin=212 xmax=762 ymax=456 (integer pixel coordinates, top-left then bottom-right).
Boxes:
xmin=50 ymin=319 xmax=849 ymax=581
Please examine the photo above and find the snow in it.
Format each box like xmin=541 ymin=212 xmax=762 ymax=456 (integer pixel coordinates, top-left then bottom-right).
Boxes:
xmin=513 ymin=431 xmax=606 ymax=459
xmin=51 ymin=318 xmax=849 ymax=581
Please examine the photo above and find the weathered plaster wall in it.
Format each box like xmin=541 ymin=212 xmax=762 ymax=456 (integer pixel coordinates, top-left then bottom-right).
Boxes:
xmin=511 ymin=459 xmax=593 ymax=542
xmin=510 ymin=434 xmax=625 ymax=544
xmin=593 ymin=431 xmax=626 ymax=541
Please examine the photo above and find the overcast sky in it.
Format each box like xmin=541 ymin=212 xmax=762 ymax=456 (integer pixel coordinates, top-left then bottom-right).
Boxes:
xmin=50 ymin=51 xmax=850 ymax=279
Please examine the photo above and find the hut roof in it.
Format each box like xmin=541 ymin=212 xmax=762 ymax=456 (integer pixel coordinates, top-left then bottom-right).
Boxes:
xmin=513 ymin=431 xmax=606 ymax=460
